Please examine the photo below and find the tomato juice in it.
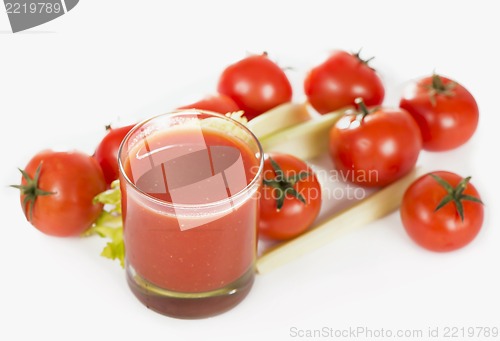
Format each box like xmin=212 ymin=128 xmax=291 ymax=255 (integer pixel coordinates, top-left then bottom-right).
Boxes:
xmin=119 ymin=112 xmax=262 ymax=318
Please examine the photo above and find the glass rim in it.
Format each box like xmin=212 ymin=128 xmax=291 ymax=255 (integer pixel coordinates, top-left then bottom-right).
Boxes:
xmin=117 ymin=109 xmax=264 ymax=210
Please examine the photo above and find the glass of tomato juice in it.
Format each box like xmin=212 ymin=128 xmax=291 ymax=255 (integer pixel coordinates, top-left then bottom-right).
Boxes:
xmin=118 ymin=110 xmax=263 ymax=318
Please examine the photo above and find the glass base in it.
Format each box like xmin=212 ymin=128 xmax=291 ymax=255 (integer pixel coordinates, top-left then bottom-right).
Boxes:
xmin=126 ymin=265 xmax=255 ymax=319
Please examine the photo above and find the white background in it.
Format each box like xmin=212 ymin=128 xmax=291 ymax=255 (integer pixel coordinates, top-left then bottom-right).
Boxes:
xmin=1 ymin=1 xmax=499 ymax=340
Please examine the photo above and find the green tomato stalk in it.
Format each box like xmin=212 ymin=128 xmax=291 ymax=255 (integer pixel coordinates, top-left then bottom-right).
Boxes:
xmin=430 ymin=174 xmax=483 ymax=222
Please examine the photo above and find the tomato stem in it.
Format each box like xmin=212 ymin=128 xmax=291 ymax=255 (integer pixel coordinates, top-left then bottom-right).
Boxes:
xmin=263 ymin=156 xmax=309 ymax=211
xmin=430 ymin=174 xmax=483 ymax=221
xmin=355 ymin=98 xmax=371 ymax=119
xmin=353 ymin=49 xmax=375 ymax=70
xmin=425 ymin=74 xmax=456 ymax=106
xmin=11 ymin=162 xmax=55 ymax=221
xmin=431 ymin=74 xmax=447 ymax=91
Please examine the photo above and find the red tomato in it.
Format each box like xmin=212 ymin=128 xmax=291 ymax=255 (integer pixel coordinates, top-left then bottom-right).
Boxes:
xmin=259 ymin=153 xmax=322 ymax=241
xmin=217 ymin=53 xmax=292 ymax=120
xmin=400 ymin=171 xmax=484 ymax=251
xmin=14 ymin=151 xmax=106 ymax=237
xmin=177 ymin=93 xmax=240 ymax=114
xmin=399 ymin=74 xmax=479 ymax=151
xmin=329 ymin=98 xmax=422 ymax=187
xmin=94 ymin=124 xmax=135 ymax=185
xmin=304 ymin=50 xmax=385 ymax=114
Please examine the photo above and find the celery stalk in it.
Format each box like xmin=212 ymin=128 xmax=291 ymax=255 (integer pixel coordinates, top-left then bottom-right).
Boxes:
xmin=258 ymin=107 xmax=351 ymax=160
xmin=247 ymin=102 xmax=312 ymax=139
xmin=256 ymin=167 xmax=424 ymax=274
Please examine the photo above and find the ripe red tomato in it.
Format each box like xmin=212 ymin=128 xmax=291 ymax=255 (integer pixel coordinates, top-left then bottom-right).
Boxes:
xmin=94 ymin=124 xmax=135 ymax=185
xmin=14 ymin=151 xmax=106 ymax=237
xmin=304 ymin=50 xmax=385 ymax=114
xmin=329 ymin=98 xmax=422 ymax=187
xmin=217 ymin=53 xmax=292 ymax=120
xmin=259 ymin=153 xmax=322 ymax=241
xmin=399 ymin=74 xmax=479 ymax=151
xmin=400 ymin=171 xmax=484 ymax=252
xmin=177 ymin=93 xmax=240 ymax=114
